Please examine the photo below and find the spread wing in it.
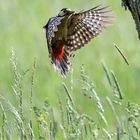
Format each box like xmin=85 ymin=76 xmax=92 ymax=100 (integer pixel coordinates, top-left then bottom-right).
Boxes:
xmin=66 ymin=5 xmax=112 ymax=52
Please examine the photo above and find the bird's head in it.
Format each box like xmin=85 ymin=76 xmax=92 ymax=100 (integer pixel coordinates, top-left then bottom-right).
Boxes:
xmin=58 ymin=8 xmax=74 ymax=16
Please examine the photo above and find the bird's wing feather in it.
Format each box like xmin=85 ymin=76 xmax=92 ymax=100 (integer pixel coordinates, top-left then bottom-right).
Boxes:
xmin=66 ymin=5 xmax=112 ymax=52
xmin=44 ymin=16 xmax=65 ymax=56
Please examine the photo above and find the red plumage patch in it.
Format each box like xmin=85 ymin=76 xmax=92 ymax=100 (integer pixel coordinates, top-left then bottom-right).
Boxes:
xmin=52 ymin=44 xmax=64 ymax=60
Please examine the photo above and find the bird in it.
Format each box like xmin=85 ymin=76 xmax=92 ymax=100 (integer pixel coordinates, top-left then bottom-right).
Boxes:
xmin=43 ymin=5 xmax=112 ymax=75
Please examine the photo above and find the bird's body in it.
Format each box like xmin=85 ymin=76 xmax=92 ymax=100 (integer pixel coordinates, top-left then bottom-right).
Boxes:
xmin=43 ymin=6 xmax=112 ymax=75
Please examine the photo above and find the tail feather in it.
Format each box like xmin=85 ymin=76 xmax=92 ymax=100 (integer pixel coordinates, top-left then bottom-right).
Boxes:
xmin=52 ymin=50 xmax=71 ymax=75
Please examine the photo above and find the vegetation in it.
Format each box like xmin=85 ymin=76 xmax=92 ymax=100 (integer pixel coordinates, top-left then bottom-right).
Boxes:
xmin=0 ymin=0 xmax=140 ymax=139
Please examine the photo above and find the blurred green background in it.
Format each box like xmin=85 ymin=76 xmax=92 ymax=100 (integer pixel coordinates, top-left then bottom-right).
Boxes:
xmin=0 ymin=0 xmax=140 ymax=135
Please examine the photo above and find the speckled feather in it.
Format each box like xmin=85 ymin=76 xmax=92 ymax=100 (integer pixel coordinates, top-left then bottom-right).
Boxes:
xmin=66 ymin=6 xmax=112 ymax=51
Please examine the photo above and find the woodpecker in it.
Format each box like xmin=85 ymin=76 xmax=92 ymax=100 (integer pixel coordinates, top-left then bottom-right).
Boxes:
xmin=43 ymin=5 xmax=112 ymax=75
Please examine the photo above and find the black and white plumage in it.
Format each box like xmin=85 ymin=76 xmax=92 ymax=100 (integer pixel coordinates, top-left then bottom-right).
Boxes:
xmin=43 ymin=5 xmax=112 ymax=75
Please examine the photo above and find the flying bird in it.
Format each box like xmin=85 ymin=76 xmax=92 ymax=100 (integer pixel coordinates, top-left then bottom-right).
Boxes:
xmin=43 ymin=5 xmax=112 ymax=75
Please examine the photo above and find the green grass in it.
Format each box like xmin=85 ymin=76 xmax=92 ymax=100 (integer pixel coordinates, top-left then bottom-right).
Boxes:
xmin=0 ymin=0 xmax=140 ymax=139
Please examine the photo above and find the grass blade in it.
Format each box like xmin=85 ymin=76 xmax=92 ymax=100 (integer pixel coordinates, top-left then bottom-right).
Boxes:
xmin=113 ymin=43 xmax=129 ymax=65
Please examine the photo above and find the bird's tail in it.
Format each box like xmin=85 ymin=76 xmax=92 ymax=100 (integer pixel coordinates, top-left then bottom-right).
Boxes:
xmin=51 ymin=49 xmax=71 ymax=75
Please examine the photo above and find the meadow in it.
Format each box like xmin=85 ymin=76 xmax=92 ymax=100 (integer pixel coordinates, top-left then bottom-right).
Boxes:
xmin=0 ymin=0 xmax=140 ymax=139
